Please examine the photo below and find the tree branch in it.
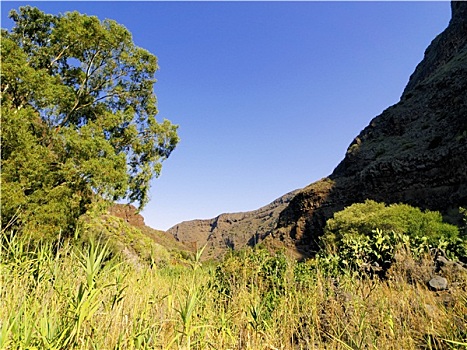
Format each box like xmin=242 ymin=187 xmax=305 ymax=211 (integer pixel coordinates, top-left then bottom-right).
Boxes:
xmin=48 ymin=45 xmax=70 ymax=69
xmin=60 ymin=49 xmax=101 ymax=127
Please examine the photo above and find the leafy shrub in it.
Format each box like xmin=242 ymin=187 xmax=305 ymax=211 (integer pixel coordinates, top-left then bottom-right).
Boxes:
xmin=320 ymin=200 xmax=464 ymax=274
xmin=293 ymin=260 xmax=318 ymax=288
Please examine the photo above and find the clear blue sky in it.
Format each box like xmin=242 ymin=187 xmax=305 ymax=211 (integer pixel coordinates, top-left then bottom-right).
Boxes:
xmin=2 ymin=1 xmax=451 ymax=230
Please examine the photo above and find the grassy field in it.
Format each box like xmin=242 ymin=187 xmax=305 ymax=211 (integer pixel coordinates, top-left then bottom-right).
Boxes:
xmin=1 ymin=233 xmax=466 ymax=350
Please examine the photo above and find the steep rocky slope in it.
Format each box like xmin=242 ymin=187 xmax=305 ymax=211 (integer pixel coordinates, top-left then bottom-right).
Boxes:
xmin=168 ymin=2 xmax=467 ymax=258
xmin=274 ymin=1 xmax=467 ymax=255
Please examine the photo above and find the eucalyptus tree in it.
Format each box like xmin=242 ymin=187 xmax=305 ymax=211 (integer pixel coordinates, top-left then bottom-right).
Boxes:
xmin=1 ymin=6 xmax=179 ymax=236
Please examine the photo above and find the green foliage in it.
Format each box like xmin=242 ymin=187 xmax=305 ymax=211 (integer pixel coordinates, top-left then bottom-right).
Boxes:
xmin=1 ymin=6 xmax=179 ymax=238
xmin=460 ymin=207 xmax=467 ymax=237
xmin=61 ymin=241 xmax=113 ymax=347
xmin=325 ymin=200 xmax=458 ymax=243
xmin=78 ymin=213 xmax=171 ymax=266
xmin=321 ymin=200 xmax=464 ymax=273
xmin=1 ymin=232 xmax=466 ymax=349
xmin=213 ymin=246 xmax=289 ymax=324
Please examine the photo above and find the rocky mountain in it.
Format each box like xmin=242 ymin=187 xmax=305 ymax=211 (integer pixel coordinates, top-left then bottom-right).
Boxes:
xmin=274 ymin=1 xmax=467 ymax=255
xmin=167 ymin=2 xmax=467 ymax=259
xmin=167 ymin=190 xmax=299 ymax=259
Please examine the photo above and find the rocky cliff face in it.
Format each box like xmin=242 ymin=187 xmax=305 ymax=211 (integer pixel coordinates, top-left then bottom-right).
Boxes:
xmin=274 ymin=1 xmax=467 ymax=254
xmin=167 ymin=190 xmax=299 ymax=259
xmin=403 ymin=1 xmax=467 ymax=95
xmin=167 ymin=2 xmax=467 ymax=258
xmin=109 ymin=204 xmax=146 ymax=228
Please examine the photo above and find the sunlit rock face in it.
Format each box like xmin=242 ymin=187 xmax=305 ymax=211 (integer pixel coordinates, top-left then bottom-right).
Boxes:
xmin=167 ymin=190 xmax=299 ymax=259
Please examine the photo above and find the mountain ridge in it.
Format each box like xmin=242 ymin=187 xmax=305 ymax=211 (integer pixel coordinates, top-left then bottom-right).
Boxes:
xmin=167 ymin=190 xmax=300 ymax=259
xmin=274 ymin=1 xmax=467 ymax=254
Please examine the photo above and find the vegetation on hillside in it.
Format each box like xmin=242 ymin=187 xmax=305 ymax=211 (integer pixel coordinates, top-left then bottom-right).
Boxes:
xmin=320 ymin=200 xmax=466 ymax=275
xmin=1 ymin=202 xmax=466 ymax=349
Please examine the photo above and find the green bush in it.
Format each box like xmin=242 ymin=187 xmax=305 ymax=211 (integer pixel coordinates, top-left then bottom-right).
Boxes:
xmin=320 ymin=200 xmax=464 ymax=274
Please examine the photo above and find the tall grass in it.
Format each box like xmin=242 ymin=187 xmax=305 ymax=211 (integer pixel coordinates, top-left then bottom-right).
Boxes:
xmin=1 ymin=232 xmax=466 ymax=349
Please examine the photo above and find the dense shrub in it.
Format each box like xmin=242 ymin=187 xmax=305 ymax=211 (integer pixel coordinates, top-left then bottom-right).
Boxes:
xmin=320 ymin=200 xmax=465 ymax=274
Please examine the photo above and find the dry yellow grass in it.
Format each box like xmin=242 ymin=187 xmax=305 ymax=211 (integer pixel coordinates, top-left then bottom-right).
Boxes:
xmin=0 ymin=236 xmax=466 ymax=349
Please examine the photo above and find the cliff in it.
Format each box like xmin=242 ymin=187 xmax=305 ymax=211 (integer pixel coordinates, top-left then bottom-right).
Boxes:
xmin=167 ymin=190 xmax=299 ymax=259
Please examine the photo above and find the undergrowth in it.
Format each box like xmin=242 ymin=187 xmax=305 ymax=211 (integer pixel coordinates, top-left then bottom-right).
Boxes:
xmin=1 ymin=231 xmax=466 ymax=349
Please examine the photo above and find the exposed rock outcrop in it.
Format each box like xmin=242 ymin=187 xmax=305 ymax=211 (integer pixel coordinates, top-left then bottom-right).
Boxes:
xmin=403 ymin=1 xmax=467 ymax=95
xmin=109 ymin=204 xmax=146 ymax=228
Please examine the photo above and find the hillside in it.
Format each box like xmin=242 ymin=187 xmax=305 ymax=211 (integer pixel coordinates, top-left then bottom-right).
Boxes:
xmin=167 ymin=190 xmax=299 ymax=259
xmin=166 ymin=2 xmax=467 ymax=258
xmin=108 ymin=204 xmax=192 ymax=254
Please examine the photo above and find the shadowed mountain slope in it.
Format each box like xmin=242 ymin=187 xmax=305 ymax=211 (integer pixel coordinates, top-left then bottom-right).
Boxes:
xmin=274 ymin=1 xmax=467 ymax=255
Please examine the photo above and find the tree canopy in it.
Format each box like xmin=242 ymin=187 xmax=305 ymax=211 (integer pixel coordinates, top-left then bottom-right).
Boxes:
xmin=1 ymin=6 xmax=179 ymax=236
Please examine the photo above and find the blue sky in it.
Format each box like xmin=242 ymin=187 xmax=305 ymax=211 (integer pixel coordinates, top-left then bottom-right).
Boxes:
xmin=2 ymin=1 xmax=451 ymax=230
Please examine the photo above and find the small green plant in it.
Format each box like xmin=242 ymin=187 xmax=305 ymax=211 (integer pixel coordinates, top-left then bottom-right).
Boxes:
xmin=170 ymin=244 xmax=209 ymax=350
